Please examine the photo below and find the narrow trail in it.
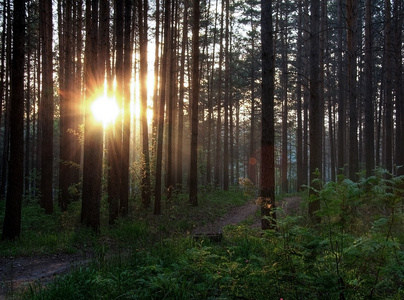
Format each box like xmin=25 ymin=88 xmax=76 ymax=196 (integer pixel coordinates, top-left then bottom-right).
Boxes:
xmin=192 ymin=201 xmax=260 ymax=235
xmin=0 ymin=253 xmax=91 ymax=299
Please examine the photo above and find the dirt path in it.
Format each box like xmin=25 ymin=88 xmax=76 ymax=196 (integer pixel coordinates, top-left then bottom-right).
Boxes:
xmin=192 ymin=201 xmax=260 ymax=235
xmin=0 ymin=198 xmax=302 ymax=299
xmin=0 ymin=253 xmax=91 ymax=299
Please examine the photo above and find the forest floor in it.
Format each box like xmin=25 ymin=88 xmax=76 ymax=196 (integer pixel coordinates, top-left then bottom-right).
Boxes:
xmin=0 ymin=196 xmax=301 ymax=299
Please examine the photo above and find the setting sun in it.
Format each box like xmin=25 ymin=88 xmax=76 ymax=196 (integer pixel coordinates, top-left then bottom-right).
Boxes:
xmin=91 ymin=96 xmax=120 ymax=127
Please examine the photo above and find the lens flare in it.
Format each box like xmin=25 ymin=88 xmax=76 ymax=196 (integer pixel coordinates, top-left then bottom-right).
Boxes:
xmin=91 ymin=96 xmax=120 ymax=127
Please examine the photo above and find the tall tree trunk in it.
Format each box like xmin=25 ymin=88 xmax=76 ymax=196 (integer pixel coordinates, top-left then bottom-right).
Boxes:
xmin=81 ymin=0 xmax=102 ymax=232
xmin=152 ymin=0 xmax=160 ymax=151
xmin=281 ymin=3 xmax=288 ymax=193
xmin=364 ymin=0 xmax=374 ymax=177
xmin=120 ymin=0 xmax=132 ymax=216
xmin=109 ymin=0 xmax=124 ymax=223
xmin=39 ymin=0 xmax=54 ymax=214
xmin=154 ymin=0 xmax=171 ymax=215
xmin=383 ymin=0 xmax=393 ymax=174
xmin=0 ymin=0 xmax=7 ymax=200
xmin=296 ymin=1 xmax=303 ymax=190
xmin=308 ymin=0 xmax=321 ymax=221
xmin=189 ymin=0 xmax=199 ymax=206
xmin=206 ymin=0 xmax=218 ymax=186
xmin=394 ymin=0 xmax=403 ymax=176
xmin=177 ymin=0 xmax=188 ymax=191
xmin=2 ymin=0 xmax=25 ymax=240
xmin=337 ymin=0 xmax=346 ymax=175
xmin=223 ymin=0 xmax=230 ymax=190
xmin=58 ymin=0 xmax=67 ymax=211
xmin=0 ymin=0 xmax=11 ymax=200
xmin=139 ymin=0 xmax=151 ymax=208
xmin=248 ymin=12 xmax=256 ymax=185
xmin=214 ymin=4 xmax=224 ymax=188
xmin=165 ymin=0 xmax=176 ymax=199
xmin=25 ymin=18 xmax=31 ymax=197
xmin=347 ymin=0 xmax=358 ymax=180
xmin=73 ymin=0 xmax=84 ymax=186
xmin=260 ymin=0 xmax=276 ymax=230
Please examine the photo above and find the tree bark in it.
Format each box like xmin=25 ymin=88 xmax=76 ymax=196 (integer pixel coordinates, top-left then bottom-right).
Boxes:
xmin=176 ymin=0 xmax=188 ymax=191
xmin=383 ymin=0 xmax=393 ymax=174
xmin=347 ymin=0 xmax=358 ymax=180
xmin=139 ymin=0 xmax=152 ymax=208
xmin=223 ymin=0 xmax=230 ymax=190
xmin=108 ymin=0 xmax=124 ymax=224
xmin=281 ymin=2 xmax=288 ymax=194
xmin=364 ymin=0 xmax=374 ymax=177
xmin=260 ymin=0 xmax=276 ymax=230
xmin=337 ymin=0 xmax=346 ymax=176
xmin=308 ymin=0 xmax=322 ymax=221
xmin=39 ymin=0 xmax=54 ymax=214
xmin=120 ymin=0 xmax=132 ymax=216
xmin=81 ymin=0 xmax=102 ymax=232
xmin=154 ymin=0 xmax=171 ymax=214
xmin=189 ymin=0 xmax=200 ymax=206
xmin=2 ymin=0 xmax=25 ymax=240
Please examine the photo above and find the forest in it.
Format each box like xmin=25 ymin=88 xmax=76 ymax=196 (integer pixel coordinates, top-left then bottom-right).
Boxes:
xmin=0 ymin=0 xmax=403 ymax=299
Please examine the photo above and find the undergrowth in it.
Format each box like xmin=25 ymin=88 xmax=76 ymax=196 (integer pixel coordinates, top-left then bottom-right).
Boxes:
xmin=2 ymin=170 xmax=404 ymax=299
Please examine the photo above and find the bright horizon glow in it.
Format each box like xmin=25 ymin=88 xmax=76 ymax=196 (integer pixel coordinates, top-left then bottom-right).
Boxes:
xmin=91 ymin=96 xmax=120 ymax=127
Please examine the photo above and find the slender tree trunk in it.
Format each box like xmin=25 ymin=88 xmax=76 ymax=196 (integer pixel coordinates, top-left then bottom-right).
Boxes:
xmin=177 ymin=0 xmax=188 ymax=191
xmin=308 ymin=0 xmax=321 ymax=221
xmin=337 ymin=0 xmax=346 ymax=175
xmin=120 ymin=0 xmax=132 ymax=216
xmin=281 ymin=4 xmax=288 ymax=193
xmin=189 ymin=0 xmax=199 ymax=206
xmin=165 ymin=0 xmax=176 ymax=199
xmin=2 ymin=0 xmax=25 ymax=240
xmin=364 ymin=0 xmax=374 ymax=177
xmin=347 ymin=0 xmax=358 ymax=180
xmin=206 ymin=0 xmax=218 ymax=186
xmin=0 ymin=0 xmax=7 ymax=200
xmin=152 ymin=0 xmax=160 ymax=150
xmin=0 ymin=0 xmax=11 ymax=199
xmin=58 ymin=0 xmax=69 ymax=211
xmin=214 ymin=4 xmax=224 ymax=188
xmin=139 ymin=0 xmax=151 ymax=208
xmin=154 ymin=0 xmax=171 ymax=215
xmin=223 ymin=0 xmax=230 ymax=190
xmin=0 ymin=0 xmax=6 ymax=153
xmin=109 ymin=0 xmax=124 ymax=223
xmin=296 ymin=2 xmax=303 ymax=190
xmin=383 ymin=0 xmax=393 ymax=174
xmin=73 ymin=0 xmax=84 ymax=187
xmin=248 ymin=39 xmax=256 ymax=185
xmin=25 ymin=22 xmax=31 ymax=196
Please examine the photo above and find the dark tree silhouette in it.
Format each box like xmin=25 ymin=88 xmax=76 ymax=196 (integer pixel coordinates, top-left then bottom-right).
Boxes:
xmin=39 ymin=0 xmax=54 ymax=214
xmin=308 ymin=0 xmax=322 ymax=221
xmin=189 ymin=0 xmax=200 ymax=206
xmin=2 ymin=0 xmax=25 ymax=240
xmin=81 ymin=0 xmax=103 ymax=232
xmin=260 ymin=0 xmax=276 ymax=230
